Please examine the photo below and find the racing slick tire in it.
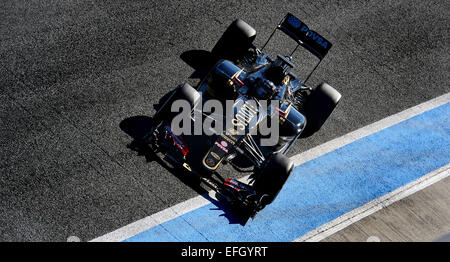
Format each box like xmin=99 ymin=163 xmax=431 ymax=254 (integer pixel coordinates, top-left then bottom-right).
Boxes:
xmin=211 ymin=19 xmax=256 ymax=62
xmin=301 ymin=82 xmax=341 ymax=137
xmin=153 ymin=83 xmax=200 ymax=123
xmin=252 ymin=153 xmax=294 ymax=205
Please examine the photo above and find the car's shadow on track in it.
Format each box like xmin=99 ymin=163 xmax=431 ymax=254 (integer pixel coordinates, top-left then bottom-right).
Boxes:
xmin=119 ymin=115 xmax=206 ymax=196
xmin=120 ymin=113 xmax=252 ymax=226
xmin=180 ymin=49 xmax=216 ymax=79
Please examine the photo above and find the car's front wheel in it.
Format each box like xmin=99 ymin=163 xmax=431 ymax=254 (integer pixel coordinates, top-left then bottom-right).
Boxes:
xmin=153 ymin=83 xmax=200 ymax=123
xmin=252 ymin=153 xmax=294 ymax=205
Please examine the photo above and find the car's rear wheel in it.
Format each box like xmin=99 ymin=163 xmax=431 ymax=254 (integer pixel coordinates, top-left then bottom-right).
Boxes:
xmin=252 ymin=153 xmax=294 ymax=205
xmin=211 ymin=19 xmax=256 ymax=62
xmin=301 ymin=82 xmax=341 ymax=137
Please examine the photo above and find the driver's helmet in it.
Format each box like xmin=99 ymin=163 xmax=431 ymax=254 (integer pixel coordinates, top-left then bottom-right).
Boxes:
xmin=252 ymin=77 xmax=277 ymax=100
xmin=265 ymin=55 xmax=293 ymax=85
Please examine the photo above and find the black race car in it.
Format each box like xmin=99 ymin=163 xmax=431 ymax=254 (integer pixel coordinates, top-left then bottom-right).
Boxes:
xmin=143 ymin=13 xmax=341 ymax=218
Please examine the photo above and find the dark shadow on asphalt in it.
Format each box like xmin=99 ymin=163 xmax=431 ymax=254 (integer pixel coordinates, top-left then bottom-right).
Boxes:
xmin=180 ymin=49 xmax=216 ymax=79
xmin=119 ymin=115 xmax=206 ymax=197
xmin=120 ymin=113 xmax=251 ymax=226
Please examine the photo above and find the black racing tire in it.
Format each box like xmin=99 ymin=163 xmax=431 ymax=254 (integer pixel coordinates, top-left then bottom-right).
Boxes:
xmin=153 ymin=83 xmax=200 ymax=122
xmin=252 ymin=153 xmax=294 ymax=204
xmin=301 ymin=82 xmax=341 ymax=137
xmin=211 ymin=19 xmax=256 ymax=62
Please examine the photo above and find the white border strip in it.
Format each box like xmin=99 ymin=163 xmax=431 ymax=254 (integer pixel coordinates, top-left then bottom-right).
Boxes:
xmin=295 ymin=164 xmax=450 ymax=242
xmin=90 ymin=190 xmax=217 ymax=242
xmin=91 ymin=93 xmax=450 ymax=242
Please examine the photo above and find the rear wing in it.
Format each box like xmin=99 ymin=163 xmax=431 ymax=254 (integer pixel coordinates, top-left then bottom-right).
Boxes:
xmin=261 ymin=13 xmax=333 ymax=82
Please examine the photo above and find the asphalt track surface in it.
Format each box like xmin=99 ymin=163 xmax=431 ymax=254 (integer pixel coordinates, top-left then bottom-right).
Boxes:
xmin=0 ymin=0 xmax=448 ymax=241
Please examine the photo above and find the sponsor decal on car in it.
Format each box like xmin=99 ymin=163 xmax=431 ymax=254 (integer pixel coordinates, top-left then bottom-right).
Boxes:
xmin=210 ymin=151 xmax=221 ymax=160
xmin=215 ymin=141 xmax=229 ymax=153
xmin=220 ymin=140 xmax=228 ymax=147
xmin=231 ymin=100 xmax=259 ymax=131
xmin=221 ymin=134 xmax=237 ymax=144
xmin=287 ymin=15 xmax=329 ymax=49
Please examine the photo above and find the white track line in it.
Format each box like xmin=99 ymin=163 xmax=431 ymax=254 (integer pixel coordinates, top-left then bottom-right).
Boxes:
xmin=90 ymin=191 xmax=217 ymax=242
xmin=295 ymin=164 xmax=450 ymax=242
xmin=91 ymin=92 xmax=450 ymax=242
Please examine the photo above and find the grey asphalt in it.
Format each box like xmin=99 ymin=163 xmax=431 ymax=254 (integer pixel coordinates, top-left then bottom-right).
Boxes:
xmin=0 ymin=0 xmax=448 ymax=241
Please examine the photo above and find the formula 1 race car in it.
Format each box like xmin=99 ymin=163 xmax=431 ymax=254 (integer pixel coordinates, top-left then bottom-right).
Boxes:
xmin=143 ymin=13 xmax=341 ymax=218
